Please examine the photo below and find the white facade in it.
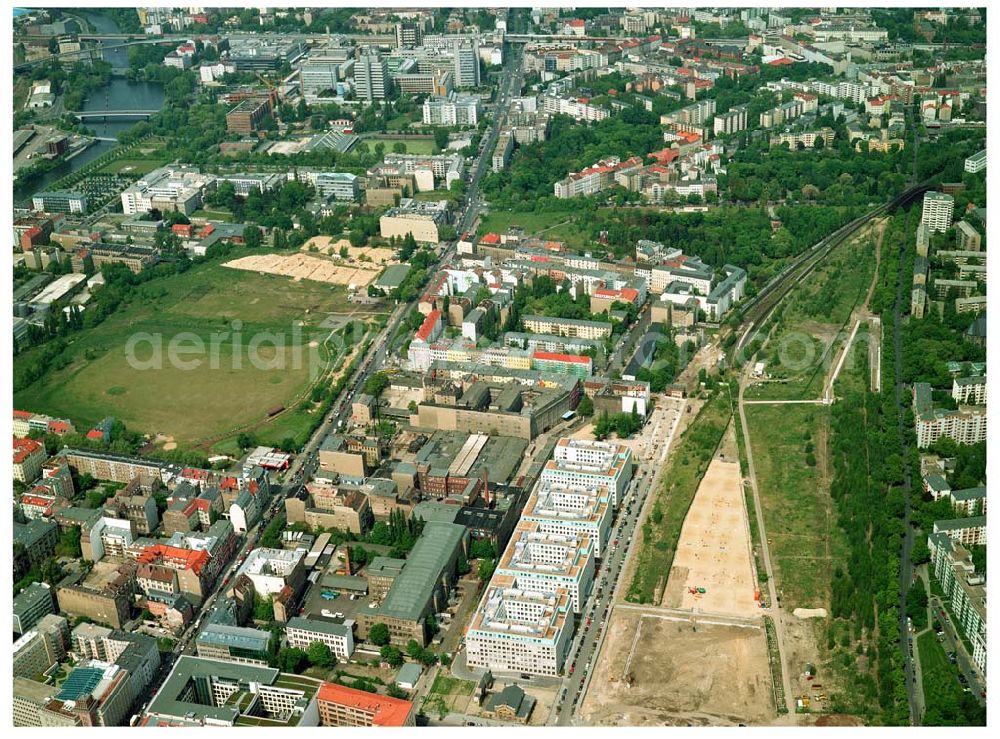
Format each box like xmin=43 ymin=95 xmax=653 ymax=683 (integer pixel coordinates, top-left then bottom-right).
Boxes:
xmin=921 ymin=192 xmax=955 ymax=234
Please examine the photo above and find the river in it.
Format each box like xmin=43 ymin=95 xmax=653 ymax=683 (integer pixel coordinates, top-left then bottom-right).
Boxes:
xmin=14 ymin=10 xmax=166 ymax=200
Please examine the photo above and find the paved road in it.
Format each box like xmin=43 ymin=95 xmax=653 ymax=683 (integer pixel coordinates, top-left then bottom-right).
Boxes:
xmin=928 ymin=596 xmax=986 ymax=705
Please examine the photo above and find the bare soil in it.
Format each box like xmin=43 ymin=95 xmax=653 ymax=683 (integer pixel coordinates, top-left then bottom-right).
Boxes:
xmin=580 ymin=609 xmax=775 ymax=726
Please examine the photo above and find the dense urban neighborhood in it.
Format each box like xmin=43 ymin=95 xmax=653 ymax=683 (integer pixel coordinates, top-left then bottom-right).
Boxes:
xmin=9 ymin=5 xmax=988 ymax=730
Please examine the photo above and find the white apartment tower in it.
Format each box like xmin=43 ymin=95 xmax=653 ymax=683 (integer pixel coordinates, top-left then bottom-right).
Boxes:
xmin=921 ymin=191 xmax=955 ymax=234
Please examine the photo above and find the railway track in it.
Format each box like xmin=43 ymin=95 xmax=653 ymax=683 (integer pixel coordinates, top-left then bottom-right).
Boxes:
xmin=732 ymin=183 xmax=933 ymax=360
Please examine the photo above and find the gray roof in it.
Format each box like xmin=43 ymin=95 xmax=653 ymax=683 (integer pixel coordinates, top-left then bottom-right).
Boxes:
xmin=197 ymin=623 xmax=271 ymax=652
xmin=933 ymin=516 xmax=986 ymax=532
xmin=287 ymin=616 xmax=352 ymax=638
xmin=395 ymin=663 xmax=422 ymax=685
xmin=146 ymin=656 xmax=280 ymax=724
xmin=411 ymin=500 xmax=462 ymax=524
xmin=375 ymin=522 xmax=466 ymax=622
xmin=13 ymin=582 xmax=54 ymax=617
xmin=13 ymin=518 xmax=57 ymax=548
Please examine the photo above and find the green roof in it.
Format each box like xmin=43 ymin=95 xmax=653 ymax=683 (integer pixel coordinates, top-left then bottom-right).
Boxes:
xmin=374 ymin=264 xmax=412 ymax=290
xmin=375 ymin=522 xmax=466 ymax=622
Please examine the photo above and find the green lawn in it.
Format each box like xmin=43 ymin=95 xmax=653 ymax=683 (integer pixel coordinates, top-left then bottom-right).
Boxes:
xmin=746 ymin=403 xmax=847 ymax=609
xmin=365 ymin=137 xmax=437 ymax=155
xmin=13 ymin=256 xmax=354 ymax=449
xmin=428 ymin=674 xmax=475 ymax=696
xmin=97 ymin=157 xmax=169 ymax=176
xmin=627 ymin=389 xmax=732 ymax=605
xmin=479 ymin=209 xmax=579 ymax=237
xmin=190 ymin=207 xmax=236 ymax=222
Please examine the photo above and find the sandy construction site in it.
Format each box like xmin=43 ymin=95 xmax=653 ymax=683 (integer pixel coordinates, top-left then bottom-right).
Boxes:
xmin=222 ymin=253 xmax=381 ymax=287
xmin=300 ymin=236 xmax=397 ymax=266
xmin=580 ymin=608 xmax=775 ymax=726
xmin=661 ymin=457 xmax=761 ymax=618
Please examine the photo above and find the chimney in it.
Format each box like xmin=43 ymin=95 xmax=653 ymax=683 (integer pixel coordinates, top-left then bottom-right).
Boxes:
xmin=343 ymin=546 xmax=352 ymax=576
xmin=481 ymin=467 xmax=490 ymax=506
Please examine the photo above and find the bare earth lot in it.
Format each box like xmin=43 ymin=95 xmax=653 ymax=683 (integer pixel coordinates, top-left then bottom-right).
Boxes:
xmin=662 ymin=458 xmax=760 ymax=618
xmin=223 ymin=252 xmax=381 ymax=287
xmin=580 ymin=609 xmax=774 ymax=726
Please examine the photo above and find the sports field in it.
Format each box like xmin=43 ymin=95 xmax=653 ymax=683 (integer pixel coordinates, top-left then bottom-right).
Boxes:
xmin=13 ymin=256 xmax=374 ymax=449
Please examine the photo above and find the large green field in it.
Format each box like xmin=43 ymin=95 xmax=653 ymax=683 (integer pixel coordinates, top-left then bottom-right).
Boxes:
xmin=478 ymin=209 xmax=589 ymax=243
xmin=13 ymin=257 xmax=367 ymax=450
xmin=745 ymin=403 xmax=848 ymax=609
xmin=364 ymin=137 xmax=437 ymax=155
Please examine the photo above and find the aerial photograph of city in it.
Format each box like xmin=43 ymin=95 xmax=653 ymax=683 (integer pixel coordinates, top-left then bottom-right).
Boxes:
xmin=5 ymin=2 xmax=991 ymax=731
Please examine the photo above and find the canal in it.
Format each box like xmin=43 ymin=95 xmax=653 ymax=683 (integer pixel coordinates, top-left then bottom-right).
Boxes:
xmin=14 ymin=10 xmax=166 ymax=201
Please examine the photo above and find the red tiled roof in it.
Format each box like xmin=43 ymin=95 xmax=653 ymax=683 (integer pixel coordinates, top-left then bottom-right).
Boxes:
xmin=48 ymin=420 xmax=72 ymax=434
xmin=480 ymin=232 xmax=500 ymax=244
xmin=768 ymin=57 xmax=794 ymax=66
xmin=137 ymin=544 xmax=210 ymax=575
xmin=533 ymin=350 xmax=591 ymax=365
xmin=13 ymin=410 xmax=33 ymax=419
xmin=317 ymin=683 xmax=413 ymax=726
xmin=415 ymin=310 xmax=442 ymax=342
xmin=13 ymin=437 xmax=43 ymax=464
xmin=86 ymin=429 xmax=105 ymax=440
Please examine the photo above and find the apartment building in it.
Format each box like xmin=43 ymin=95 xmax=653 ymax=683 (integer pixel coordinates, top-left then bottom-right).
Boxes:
xmin=285 ymin=617 xmax=356 ymax=659
xmin=964 ymin=149 xmax=986 ymax=173
xmin=927 ymin=533 xmax=986 ymax=674
xmin=422 ymin=93 xmax=480 ymax=125
xmin=522 ymin=315 xmax=613 ymax=340
xmin=553 ymin=156 xmax=643 ymax=199
xmin=932 ymin=516 xmax=987 ymax=547
xmin=86 ymin=243 xmax=160 ymax=274
xmin=492 ymin=130 xmax=515 ymax=172
xmin=13 ymin=582 xmax=56 ymax=635
xmin=316 ymin=682 xmax=415 ymax=726
xmin=921 ymin=191 xmax=955 ymax=234
xmin=13 ymin=518 xmax=58 ymax=575
xmin=12 ymin=410 xmax=74 ymax=439
xmin=494 ymin=521 xmax=595 ymax=613
xmin=465 ymin=579 xmax=573 ymax=677
xmin=713 ymin=105 xmax=748 ymax=136
xmin=955 ymin=220 xmax=982 ymax=251
xmin=13 ymin=436 xmax=47 ymax=482
xmin=951 ymin=375 xmax=986 ymax=406
xmin=540 ymin=95 xmax=609 ymax=122
xmin=912 ymin=382 xmax=987 ymax=447
xmin=543 ymin=438 xmax=633 ymax=506
xmin=234 ymin=547 xmax=308 ymax=599
xmin=519 ymin=480 xmax=613 ymax=558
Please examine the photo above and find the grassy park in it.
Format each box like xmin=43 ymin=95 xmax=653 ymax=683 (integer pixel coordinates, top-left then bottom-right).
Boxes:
xmin=13 ymin=257 xmax=352 ymax=450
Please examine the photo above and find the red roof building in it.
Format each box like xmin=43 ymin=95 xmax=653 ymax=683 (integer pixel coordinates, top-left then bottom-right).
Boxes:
xmin=316 ymin=683 xmax=415 ymax=727
xmin=415 ymin=309 xmax=443 ymax=343
xmin=533 ymin=351 xmax=591 ymax=365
